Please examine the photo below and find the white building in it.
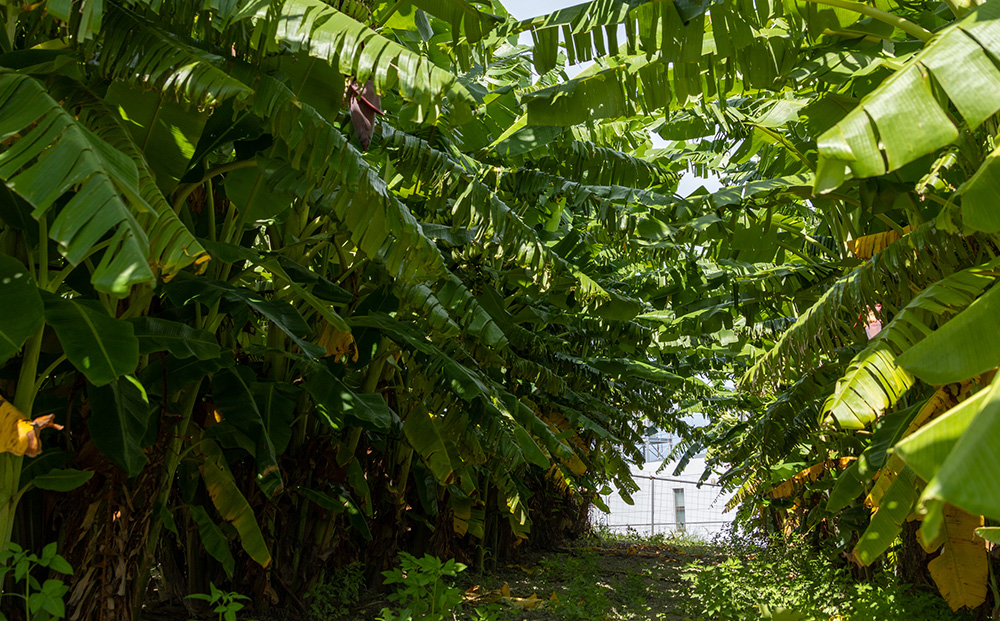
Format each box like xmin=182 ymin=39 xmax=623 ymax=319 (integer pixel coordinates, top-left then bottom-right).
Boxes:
xmin=592 ymin=453 xmax=735 ymax=538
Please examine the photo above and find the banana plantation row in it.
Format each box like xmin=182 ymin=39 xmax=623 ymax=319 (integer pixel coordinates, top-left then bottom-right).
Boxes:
xmin=0 ymin=0 xmax=999 ymax=617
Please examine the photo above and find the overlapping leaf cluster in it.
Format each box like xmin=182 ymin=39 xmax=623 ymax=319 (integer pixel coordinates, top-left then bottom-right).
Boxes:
xmin=0 ymin=0 xmax=702 ymax=615
xmin=5 ymin=0 xmax=1000 ymax=614
xmin=612 ymin=0 xmax=1000 ymax=613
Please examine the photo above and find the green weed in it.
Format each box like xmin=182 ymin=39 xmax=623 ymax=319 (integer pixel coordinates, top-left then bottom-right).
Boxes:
xmin=377 ymin=552 xmax=466 ymax=621
xmin=186 ymin=582 xmax=254 ymax=621
xmin=307 ymin=561 xmax=365 ymax=620
xmin=0 ymin=542 xmax=72 ymax=621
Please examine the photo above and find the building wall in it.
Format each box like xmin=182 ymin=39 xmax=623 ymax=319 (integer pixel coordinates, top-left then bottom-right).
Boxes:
xmin=592 ymin=456 xmax=734 ymax=538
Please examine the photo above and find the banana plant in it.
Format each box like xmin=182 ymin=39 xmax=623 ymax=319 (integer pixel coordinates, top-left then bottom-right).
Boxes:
xmin=0 ymin=0 xmax=705 ymax=616
xmin=5 ymin=0 xmax=1000 ymax=613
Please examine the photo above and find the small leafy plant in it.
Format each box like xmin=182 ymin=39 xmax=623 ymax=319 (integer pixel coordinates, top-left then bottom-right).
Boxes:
xmin=307 ymin=561 xmax=365 ymax=620
xmin=377 ymin=552 xmax=466 ymax=621
xmin=0 ymin=542 xmax=73 ymax=621
xmin=470 ymin=602 xmax=504 ymax=620
xmin=187 ymin=582 xmax=254 ymax=621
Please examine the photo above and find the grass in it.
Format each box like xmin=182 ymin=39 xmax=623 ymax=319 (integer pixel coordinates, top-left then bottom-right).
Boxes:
xmin=450 ymin=536 xmax=691 ymax=620
xmin=304 ymin=526 xmax=980 ymax=621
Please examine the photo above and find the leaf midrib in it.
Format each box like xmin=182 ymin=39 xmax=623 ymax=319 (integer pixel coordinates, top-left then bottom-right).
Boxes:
xmin=71 ymin=302 xmax=118 ymax=379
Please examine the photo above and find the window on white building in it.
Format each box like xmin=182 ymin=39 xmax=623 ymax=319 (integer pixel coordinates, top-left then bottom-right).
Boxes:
xmin=674 ymin=488 xmax=686 ymax=531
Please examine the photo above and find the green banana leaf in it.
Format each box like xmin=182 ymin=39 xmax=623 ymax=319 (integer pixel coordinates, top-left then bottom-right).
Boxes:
xmin=0 ymin=255 xmax=43 ymax=366
xmin=87 ymin=376 xmax=151 ymax=477
xmin=43 ymin=293 xmax=139 ymax=387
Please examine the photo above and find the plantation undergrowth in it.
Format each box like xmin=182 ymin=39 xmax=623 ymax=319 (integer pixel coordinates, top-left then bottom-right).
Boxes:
xmin=294 ymin=530 xmax=972 ymax=621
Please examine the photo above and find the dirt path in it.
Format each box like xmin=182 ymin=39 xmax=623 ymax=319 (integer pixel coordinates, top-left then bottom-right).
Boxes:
xmin=447 ymin=541 xmax=699 ymax=620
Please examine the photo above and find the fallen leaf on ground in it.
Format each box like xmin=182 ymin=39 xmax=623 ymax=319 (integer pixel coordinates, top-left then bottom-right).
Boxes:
xmin=506 ymin=593 xmax=547 ymax=610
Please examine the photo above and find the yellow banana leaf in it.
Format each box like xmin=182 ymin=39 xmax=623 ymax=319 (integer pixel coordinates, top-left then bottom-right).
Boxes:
xmin=770 ymin=458 xmax=854 ymax=499
xmin=0 ymin=393 xmax=62 ymax=457
xmin=318 ymin=323 xmax=358 ymax=362
xmin=853 ymin=458 xmax=917 ymax=565
xmin=199 ymin=439 xmax=273 ymax=569
xmin=846 ymin=226 xmax=914 ymax=259
xmin=866 ymin=454 xmax=907 ymax=509
xmin=927 ymin=504 xmax=987 ymax=611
